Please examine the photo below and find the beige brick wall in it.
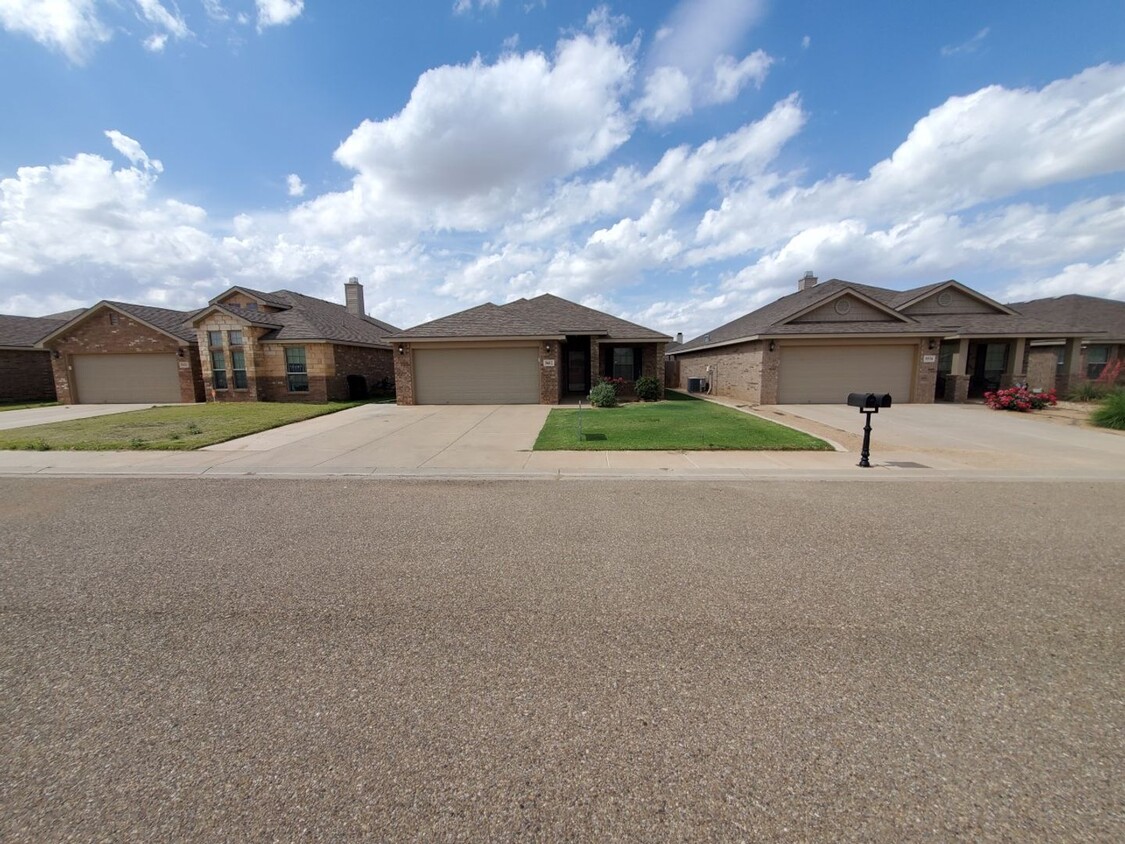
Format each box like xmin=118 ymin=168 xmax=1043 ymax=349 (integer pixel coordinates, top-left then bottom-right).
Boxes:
xmin=676 ymin=341 xmax=765 ymax=403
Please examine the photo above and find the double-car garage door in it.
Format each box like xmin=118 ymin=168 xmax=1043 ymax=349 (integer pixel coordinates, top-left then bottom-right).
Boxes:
xmin=778 ymin=345 xmax=914 ymax=404
xmin=72 ymin=354 xmax=182 ymax=403
xmin=414 ymin=347 xmax=539 ymax=404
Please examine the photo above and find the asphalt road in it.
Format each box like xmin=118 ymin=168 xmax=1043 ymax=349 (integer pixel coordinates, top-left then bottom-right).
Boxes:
xmin=2 ymin=478 xmax=1122 ymax=841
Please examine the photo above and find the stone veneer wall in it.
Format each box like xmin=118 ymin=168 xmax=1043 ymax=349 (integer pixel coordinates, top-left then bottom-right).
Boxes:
xmin=46 ymin=309 xmax=202 ymax=404
xmin=0 ymin=349 xmax=57 ymax=402
xmin=539 ymin=340 xmax=560 ymax=404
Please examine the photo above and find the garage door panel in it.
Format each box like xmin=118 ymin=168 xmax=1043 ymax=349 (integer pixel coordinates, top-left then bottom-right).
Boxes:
xmin=414 ymin=347 xmax=539 ymax=404
xmin=73 ymin=354 xmax=182 ymax=404
xmin=779 ymin=345 xmax=913 ymax=404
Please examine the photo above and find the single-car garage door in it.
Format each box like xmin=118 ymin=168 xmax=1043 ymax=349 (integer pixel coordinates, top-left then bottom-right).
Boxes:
xmin=414 ymin=347 xmax=540 ymax=404
xmin=72 ymin=354 xmax=182 ymax=404
xmin=779 ymin=345 xmax=914 ymax=404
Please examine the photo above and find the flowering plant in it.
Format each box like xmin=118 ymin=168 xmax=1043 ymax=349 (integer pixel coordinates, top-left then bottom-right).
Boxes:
xmin=983 ymin=385 xmax=1057 ymax=412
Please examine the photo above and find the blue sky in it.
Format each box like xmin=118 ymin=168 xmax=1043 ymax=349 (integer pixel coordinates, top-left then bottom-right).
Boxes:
xmin=1 ymin=0 xmax=1123 ymax=337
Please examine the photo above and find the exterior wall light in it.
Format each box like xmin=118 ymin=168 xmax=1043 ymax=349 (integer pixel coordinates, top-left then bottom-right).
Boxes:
xmin=398 ymin=345 xmax=405 ymax=355
xmin=768 ymin=340 xmax=776 ymax=352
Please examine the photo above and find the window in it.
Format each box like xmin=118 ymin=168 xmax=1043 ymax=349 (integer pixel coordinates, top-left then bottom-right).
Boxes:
xmin=246 ymin=302 xmax=258 ymax=311
xmin=285 ymin=346 xmax=308 ymax=392
xmin=108 ymin=312 xmax=118 ymax=326
xmin=612 ymin=347 xmax=635 ymax=380
xmin=1086 ymin=345 xmax=1109 ymax=380
xmin=231 ymin=349 xmax=247 ymax=389
xmin=210 ymin=350 xmax=228 ymax=389
xmin=207 ymin=330 xmax=223 ymax=348
xmin=228 ymin=330 xmax=243 ymax=346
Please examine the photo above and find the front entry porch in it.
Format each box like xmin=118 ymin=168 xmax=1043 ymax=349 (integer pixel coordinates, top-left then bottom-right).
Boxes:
xmin=937 ymin=335 xmax=1085 ymax=401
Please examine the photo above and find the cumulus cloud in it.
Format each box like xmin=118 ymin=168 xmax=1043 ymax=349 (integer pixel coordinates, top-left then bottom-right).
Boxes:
xmin=635 ymin=65 xmax=694 ymax=124
xmin=329 ymin=28 xmax=635 ymax=228
xmin=256 ymin=0 xmax=303 ymax=30
xmin=0 ymin=0 xmax=110 ymax=64
xmin=637 ymin=0 xmax=771 ymax=124
xmin=286 ymin=174 xmax=306 ymax=197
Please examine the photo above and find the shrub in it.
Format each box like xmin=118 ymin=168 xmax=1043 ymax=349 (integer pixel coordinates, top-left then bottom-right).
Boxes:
xmin=1091 ymin=390 xmax=1125 ymax=430
xmin=1067 ymin=381 xmax=1110 ymax=402
xmin=983 ymin=385 xmax=1057 ymax=412
xmin=588 ymin=381 xmax=618 ymax=408
xmin=634 ymin=375 xmax=660 ymax=402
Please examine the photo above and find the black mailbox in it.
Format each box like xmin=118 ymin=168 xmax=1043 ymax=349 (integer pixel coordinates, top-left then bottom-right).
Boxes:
xmin=847 ymin=392 xmax=892 ymax=409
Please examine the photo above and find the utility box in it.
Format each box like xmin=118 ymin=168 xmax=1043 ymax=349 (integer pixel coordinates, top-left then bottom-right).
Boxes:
xmin=687 ymin=377 xmax=706 ymax=393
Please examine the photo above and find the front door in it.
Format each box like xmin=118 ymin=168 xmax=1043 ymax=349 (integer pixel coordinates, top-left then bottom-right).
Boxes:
xmin=567 ymin=349 xmax=587 ymax=392
xmin=970 ymin=342 xmax=1008 ymax=396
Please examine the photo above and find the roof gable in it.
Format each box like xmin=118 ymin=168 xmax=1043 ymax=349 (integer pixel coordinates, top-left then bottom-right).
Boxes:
xmin=897 ymin=280 xmax=1014 ymax=316
xmin=783 ymin=288 xmax=914 ymax=325
xmin=38 ymin=301 xmax=197 ymax=346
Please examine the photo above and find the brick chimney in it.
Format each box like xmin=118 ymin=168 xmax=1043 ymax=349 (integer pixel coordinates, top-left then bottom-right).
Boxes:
xmin=344 ymin=277 xmax=365 ymax=317
xmin=798 ymin=271 xmax=818 ymax=292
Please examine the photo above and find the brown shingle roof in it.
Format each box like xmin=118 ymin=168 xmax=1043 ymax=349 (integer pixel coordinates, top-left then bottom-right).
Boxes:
xmin=195 ymin=293 xmax=401 ymax=347
xmin=108 ymin=302 xmax=200 ymax=343
xmin=673 ymin=279 xmax=1084 ymax=354
xmin=393 ymin=294 xmax=670 ymax=341
xmin=0 ymin=314 xmax=66 ymax=349
xmin=1008 ymin=294 xmax=1125 ymax=341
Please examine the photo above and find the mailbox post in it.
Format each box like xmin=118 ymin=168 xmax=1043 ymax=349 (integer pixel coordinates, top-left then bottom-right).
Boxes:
xmin=846 ymin=393 xmax=892 ymax=468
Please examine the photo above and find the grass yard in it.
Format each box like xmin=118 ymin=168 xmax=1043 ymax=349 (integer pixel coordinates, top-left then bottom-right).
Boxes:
xmin=0 ymin=402 xmax=363 ymax=451
xmin=534 ymin=391 xmax=832 ymax=451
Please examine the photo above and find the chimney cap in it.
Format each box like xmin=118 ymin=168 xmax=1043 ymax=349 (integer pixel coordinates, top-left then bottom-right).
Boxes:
xmin=803 ymin=270 xmax=815 ymax=279
xmin=346 ymin=276 xmax=360 ymax=284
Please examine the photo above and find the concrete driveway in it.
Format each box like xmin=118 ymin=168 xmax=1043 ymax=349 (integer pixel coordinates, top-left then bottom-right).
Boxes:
xmin=756 ymin=401 xmax=1125 ymax=470
xmin=205 ymin=402 xmax=552 ymax=470
xmin=0 ymin=403 xmax=170 ymax=431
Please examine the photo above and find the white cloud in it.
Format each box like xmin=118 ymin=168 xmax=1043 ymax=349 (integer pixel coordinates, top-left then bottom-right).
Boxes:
xmin=638 ymin=0 xmax=771 ymax=123
xmin=1005 ymin=248 xmax=1125 ymax=301
xmin=133 ymin=0 xmax=191 ymax=43
xmin=707 ymin=50 xmax=772 ymax=103
xmin=635 ymin=65 xmax=694 ymax=124
xmin=202 ymin=0 xmax=229 ymax=22
xmin=942 ymin=27 xmax=990 ymax=57
xmin=329 ymin=28 xmax=635 ymax=229
xmin=256 ymin=0 xmax=303 ymax=30
xmin=453 ymin=0 xmax=500 ymax=14
xmin=801 ymin=35 xmax=810 ymax=49
xmin=104 ymin=130 xmax=163 ymax=172
xmin=286 ymin=173 xmax=306 ymax=197
xmin=0 ymin=0 xmax=110 ymax=64
xmin=143 ymin=33 xmax=167 ymax=52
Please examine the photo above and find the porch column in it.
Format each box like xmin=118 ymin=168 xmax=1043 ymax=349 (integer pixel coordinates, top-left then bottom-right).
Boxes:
xmin=589 ymin=337 xmax=600 ymax=393
xmin=1000 ymin=337 xmax=1028 ymax=389
xmin=1056 ymin=337 xmax=1083 ymax=396
xmin=944 ymin=337 xmax=970 ymax=402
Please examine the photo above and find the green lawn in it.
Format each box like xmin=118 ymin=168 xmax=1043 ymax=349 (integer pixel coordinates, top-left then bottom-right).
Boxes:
xmin=0 ymin=402 xmax=363 ymax=451
xmin=0 ymin=401 xmax=59 ymax=412
xmin=534 ymin=391 xmax=832 ymax=451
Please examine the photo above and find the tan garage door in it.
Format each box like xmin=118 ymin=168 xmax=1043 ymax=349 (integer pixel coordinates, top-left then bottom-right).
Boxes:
xmin=414 ymin=347 xmax=539 ymax=404
xmin=73 ymin=354 xmax=182 ymax=403
xmin=779 ymin=345 xmax=914 ymax=404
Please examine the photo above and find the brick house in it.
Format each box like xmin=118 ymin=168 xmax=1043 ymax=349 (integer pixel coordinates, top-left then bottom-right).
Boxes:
xmin=1008 ymin=295 xmax=1125 ymax=393
xmin=391 ymin=294 xmax=670 ymax=405
xmin=669 ymin=275 xmax=1083 ymax=404
xmin=189 ymin=279 xmax=399 ymax=402
xmin=0 ymin=313 xmax=76 ymax=402
xmin=38 ymin=303 xmax=205 ymax=404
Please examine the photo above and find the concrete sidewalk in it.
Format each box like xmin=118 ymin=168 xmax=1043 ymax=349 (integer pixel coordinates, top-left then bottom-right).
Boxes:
xmin=1 ymin=399 xmax=1123 ymax=481
xmin=0 ymin=403 xmax=171 ymax=431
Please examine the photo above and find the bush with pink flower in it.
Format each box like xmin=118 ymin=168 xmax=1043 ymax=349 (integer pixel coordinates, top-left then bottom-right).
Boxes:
xmin=983 ymin=385 xmax=1057 ymax=412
